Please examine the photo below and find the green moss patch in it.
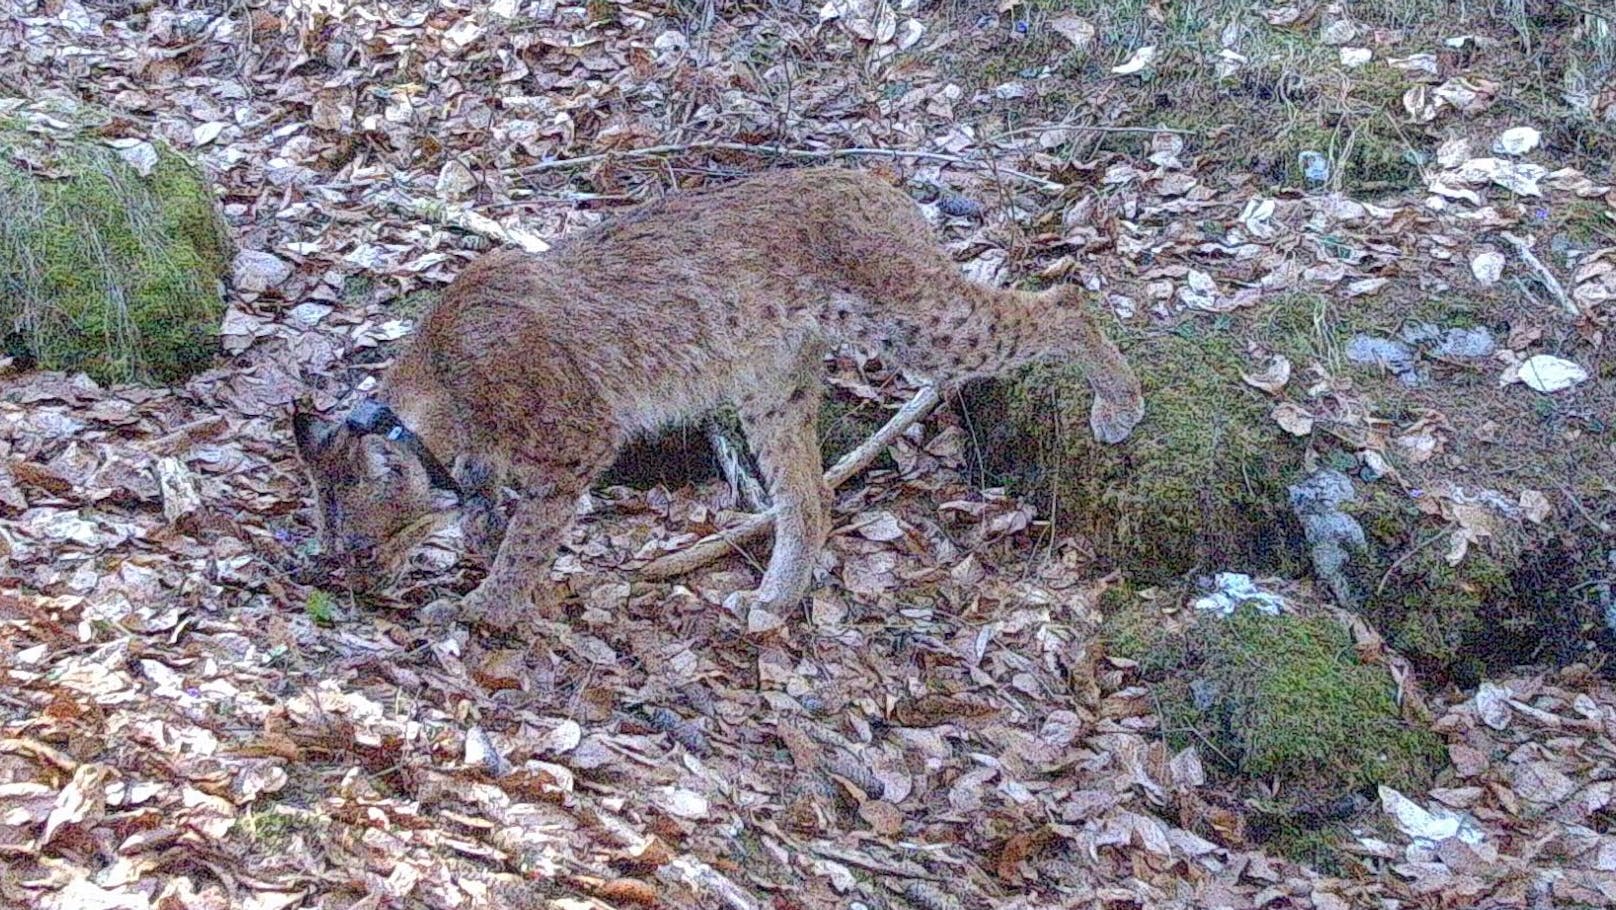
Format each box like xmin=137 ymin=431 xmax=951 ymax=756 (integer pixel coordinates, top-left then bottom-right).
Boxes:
xmin=1105 ymin=596 xmax=1443 ymax=859
xmin=967 ymin=270 xmax=1612 ymax=681
xmin=0 ymin=101 xmax=230 ymax=384
xmin=963 ymin=299 xmax=1316 ymax=583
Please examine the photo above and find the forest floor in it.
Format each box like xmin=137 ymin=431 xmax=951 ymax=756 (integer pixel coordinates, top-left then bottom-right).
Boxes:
xmin=2 ymin=0 xmax=1616 ymax=908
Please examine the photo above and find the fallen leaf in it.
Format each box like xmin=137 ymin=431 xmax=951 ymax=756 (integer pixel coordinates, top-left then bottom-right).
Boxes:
xmin=1493 ymin=126 xmax=1541 ymax=156
xmin=1048 ymin=15 xmax=1096 ymax=50
xmin=1511 ymin=355 xmax=1589 ymax=393
xmin=1242 ymin=355 xmax=1292 ymax=393
xmin=1518 ymin=489 xmax=1551 ymax=523
xmin=1272 ymin=403 xmax=1315 ymax=436
xmin=1470 ymin=249 xmax=1505 ymax=285
xmin=1112 ymin=46 xmax=1157 ymax=76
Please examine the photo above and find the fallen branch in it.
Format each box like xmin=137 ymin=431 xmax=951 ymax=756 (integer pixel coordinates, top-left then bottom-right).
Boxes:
xmin=383 ymin=190 xmax=552 ymax=253
xmin=640 ymin=385 xmax=942 ymax=579
xmin=519 ymin=141 xmax=1066 ymax=192
xmin=1500 ymin=231 xmax=1577 ymax=316
xmin=706 ymin=418 xmax=768 ymax=512
xmin=153 ymin=456 xmax=204 ymax=529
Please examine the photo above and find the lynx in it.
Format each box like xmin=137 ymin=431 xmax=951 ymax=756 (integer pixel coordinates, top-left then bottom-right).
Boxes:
xmin=293 ymin=167 xmax=1144 ymax=629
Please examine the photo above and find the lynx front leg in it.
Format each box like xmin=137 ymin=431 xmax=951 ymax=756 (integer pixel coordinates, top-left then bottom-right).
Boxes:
xmin=1046 ymin=288 xmax=1145 ymax=444
xmin=456 ymin=456 xmax=507 ymax=558
xmin=733 ymin=378 xmax=831 ymax=619
xmin=457 ymin=489 xmax=580 ymax=629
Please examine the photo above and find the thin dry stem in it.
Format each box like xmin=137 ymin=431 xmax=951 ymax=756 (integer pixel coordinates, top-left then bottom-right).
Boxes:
xmin=639 ymin=385 xmax=942 ymax=579
xmin=1499 ymin=231 xmax=1578 ymax=316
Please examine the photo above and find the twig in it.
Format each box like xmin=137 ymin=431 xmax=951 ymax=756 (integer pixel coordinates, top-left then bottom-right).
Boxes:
xmin=1499 ymin=231 xmax=1578 ymax=316
xmin=1554 ymin=0 xmax=1610 ymax=23
xmin=639 ymin=385 xmax=943 ymax=579
xmin=706 ymin=418 xmax=768 ymax=512
xmin=382 ymin=190 xmax=551 ymax=253
xmin=823 ymin=385 xmax=942 ymax=488
xmin=1374 ymin=524 xmax=1455 ymax=598
xmin=990 ymin=122 xmax=1197 ymax=142
xmin=143 ymin=415 xmax=229 ymax=455
xmin=518 ymin=141 xmax=1066 ymax=192
xmin=1557 ymin=481 xmax=1614 ymax=534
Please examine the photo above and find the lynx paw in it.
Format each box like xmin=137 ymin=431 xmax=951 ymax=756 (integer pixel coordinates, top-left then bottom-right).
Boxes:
xmin=723 ymin=589 xmax=791 ymax=636
xmin=461 ymin=503 xmax=508 ymax=559
xmin=459 ymin=582 xmax=552 ymax=631
xmin=1090 ymin=392 xmax=1145 ymax=444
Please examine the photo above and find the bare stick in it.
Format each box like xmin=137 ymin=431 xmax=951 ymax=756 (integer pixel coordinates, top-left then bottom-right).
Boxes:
xmin=383 ymin=191 xmax=552 ymax=253
xmin=143 ymin=415 xmax=228 ymax=456
xmin=706 ymin=418 xmax=768 ymax=512
xmin=519 ymin=141 xmax=1066 ymax=192
xmin=1499 ymin=231 xmax=1578 ymax=316
xmin=639 ymin=385 xmax=942 ymax=579
xmin=824 ymin=384 xmax=942 ymax=487
xmin=154 ymin=456 xmax=204 ymax=529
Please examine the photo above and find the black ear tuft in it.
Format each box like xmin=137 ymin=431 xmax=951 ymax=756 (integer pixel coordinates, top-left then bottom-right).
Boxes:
xmin=292 ymin=398 xmax=335 ymax=456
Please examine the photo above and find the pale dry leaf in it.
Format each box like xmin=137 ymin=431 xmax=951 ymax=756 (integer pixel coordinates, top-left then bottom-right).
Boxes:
xmin=1339 ymin=47 xmax=1371 ymax=67
xmin=1510 ymin=355 xmax=1589 ymax=393
xmin=1476 ymin=681 xmax=1513 ymax=730
xmin=1111 ymin=46 xmax=1157 ymax=76
xmin=1261 ymin=6 xmax=1301 ymax=26
xmin=232 ymin=250 xmax=293 ymax=293
xmin=1242 ymin=355 xmax=1292 ymax=394
xmin=106 ymin=137 xmax=158 ymax=176
xmin=1048 ymin=15 xmax=1096 ymax=50
xmin=856 ymin=511 xmax=905 ymax=541
xmin=1345 ymin=277 xmax=1389 ymax=297
xmin=1518 ymin=489 xmax=1551 ymax=524
xmin=1272 ymin=403 xmax=1314 ymax=436
xmin=1493 ymin=126 xmax=1541 ymax=156
xmin=1470 ymin=249 xmax=1505 ymax=285
xmin=192 ymin=121 xmax=227 ymax=145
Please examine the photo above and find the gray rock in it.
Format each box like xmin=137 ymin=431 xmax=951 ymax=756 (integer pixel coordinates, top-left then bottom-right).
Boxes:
xmin=1399 ymin=322 xmax=1495 ymax=360
xmin=1289 ymin=469 xmax=1368 ymax=609
xmin=1347 ymin=334 xmax=1425 ymax=386
xmin=1433 ymin=326 xmax=1495 ymax=359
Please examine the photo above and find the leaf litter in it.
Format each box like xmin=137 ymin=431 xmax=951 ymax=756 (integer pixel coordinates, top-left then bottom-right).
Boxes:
xmin=3 ymin=0 xmax=1616 ymax=908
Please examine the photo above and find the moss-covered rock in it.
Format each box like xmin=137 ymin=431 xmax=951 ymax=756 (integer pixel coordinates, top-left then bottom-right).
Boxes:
xmin=970 ymin=279 xmax=1613 ymax=681
xmin=0 ymin=99 xmax=230 ymax=385
xmin=963 ymin=300 xmax=1315 ymax=583
xmin=1104 ymin=596 xmax=1443 ymax=835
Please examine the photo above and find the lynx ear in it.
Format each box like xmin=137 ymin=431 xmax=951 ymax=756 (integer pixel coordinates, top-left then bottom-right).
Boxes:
xmin=291 ymin=398 xmax=336 ymax=457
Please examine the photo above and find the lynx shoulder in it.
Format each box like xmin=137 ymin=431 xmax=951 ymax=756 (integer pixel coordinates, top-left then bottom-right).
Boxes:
xmin=293 ymin=167 xmax=1144 ymax=629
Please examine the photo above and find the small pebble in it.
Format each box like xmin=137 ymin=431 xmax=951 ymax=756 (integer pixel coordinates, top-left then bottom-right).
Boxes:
xmin=938 ymin=193 xmax=983 ymax=218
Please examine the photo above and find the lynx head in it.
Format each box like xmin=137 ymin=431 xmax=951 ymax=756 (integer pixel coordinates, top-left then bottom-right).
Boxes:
xmin=292 ymin=400 xmax=456 ymax=589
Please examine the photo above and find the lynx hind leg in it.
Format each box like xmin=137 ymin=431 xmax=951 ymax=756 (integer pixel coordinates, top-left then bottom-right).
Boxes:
xmin=732 ymin=375 xmax=830 ymax=620
xmin=460 ymin=444 xmax=615 ymax=630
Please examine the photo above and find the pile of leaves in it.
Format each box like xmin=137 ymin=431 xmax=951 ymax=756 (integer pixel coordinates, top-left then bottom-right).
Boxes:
xmin=3 ymin=0 xmax=1615 ymax=908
